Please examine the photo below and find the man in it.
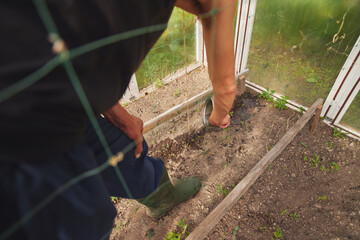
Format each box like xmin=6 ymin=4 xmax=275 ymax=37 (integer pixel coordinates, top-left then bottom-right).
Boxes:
xmin=0 ymin=0 xmax=236 ymax=239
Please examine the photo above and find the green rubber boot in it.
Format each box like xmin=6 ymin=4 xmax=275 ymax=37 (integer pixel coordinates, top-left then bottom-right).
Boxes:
xmin=138 ymin=165 xmax=201 ymax=218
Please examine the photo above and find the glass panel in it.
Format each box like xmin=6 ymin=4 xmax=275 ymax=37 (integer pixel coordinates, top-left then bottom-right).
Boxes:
xmin=340 ymin=91 xmax=360 ymax=132
xmin=136 ymin=8 xmax=196 ymax=89
xmin=247 ymin=0 xmax=360 ymax=107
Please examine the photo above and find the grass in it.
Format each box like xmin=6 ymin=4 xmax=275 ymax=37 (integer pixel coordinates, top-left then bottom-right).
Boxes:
xmin=136 ymin=8 xmax=196 ymax=89
xmin=333 ymin=127 xmax=348 ymax=138
xmin=340 ymin=92 xmax=360 ymax=130
xmin=258 ymin=88 xmax=289 ymax=110
xmin=247 ymin=0 xmax=360 ymax=129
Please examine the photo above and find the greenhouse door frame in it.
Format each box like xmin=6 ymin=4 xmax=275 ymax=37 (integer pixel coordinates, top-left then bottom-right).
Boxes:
xmin=322 ymin=35 xmax=360 ymax=135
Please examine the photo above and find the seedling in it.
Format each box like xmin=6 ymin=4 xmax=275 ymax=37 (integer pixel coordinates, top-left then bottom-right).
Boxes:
xmin=274 ymin=96 xmax=289 ymax=110
xmin=331 ymin=162 xmax=339 ymax=171
xmin=233 ymin=225 xmax=239 ymax=235
xmin=303 ymin=156 xmax=308 ymax=161
xmin=318 ymin=195 xmax=327 ymax=200
xmin=280 ymin=209 xmax=288 ymax=216
xmin=328 ymin=142 xmax=335 ymax=149
xmin=301 ymin=142 xmax=307 ymax=148
xmin=217 ymin=184 xmax=231 ymax=196
xmin=333 ymin=127 xmax=347 ymax=138
xmin=111 ymin=196 xmax=121 ymax=203
xmin=229 ymin=111 xmax=234 ymax=117
xmin=311 ymin=154 xmax=321 ymax=167
xmin=165 ymin=219 xmax=188 ymax=240
xmin=258 ymin=87 xmax=275 ymax=102
xmin=320 ymin=165 xmax=327 ymax=171
xmin=273 ymin=227 xmax=283 ymax=239
xmin=174 ymin=88 xmax=181 ymax=97
xmin=155 ymin=79 xmax=165 ymax=88
xmin=289 ymin=212 xmax=298 ymax=220
xmin=299 ymin=107 xmax=305 ymax=114
xmin=114 ymin=221 xmax=125 ymax=232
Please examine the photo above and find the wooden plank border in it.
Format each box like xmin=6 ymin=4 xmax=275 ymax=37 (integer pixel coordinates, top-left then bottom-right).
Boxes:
xmin=186 ymin=98 xmax=324 ymax=240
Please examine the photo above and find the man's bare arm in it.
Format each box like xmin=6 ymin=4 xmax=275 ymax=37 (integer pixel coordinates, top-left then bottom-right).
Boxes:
xmin=175 ymin=0 xmax=237 ymax=128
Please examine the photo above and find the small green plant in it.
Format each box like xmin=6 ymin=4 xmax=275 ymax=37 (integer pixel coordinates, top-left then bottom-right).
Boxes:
xmin=299 ymin=107 xmax=305 ymax=114
xmin=274 ymin=96 xmax=289 ymax=110
xmin=111 ymin=196 xmax=121 ymax=203
xmin=301 ymin=142 xmax=307 ymax=148
xmin=217 ymin=184 xmax=231 ymax=196
xmin=155 ymin=79 xmax=165 ymax=88
xmin=280 ymin=209 xmax=288 ymax=216
xmin=331 ymin=162 xmax=339 ymax=171
xmin=318 ymin=195 xmax=327 ymax=200
xmin=258 ymin=87 xmax=275 ymax=102
xmin=320 ymin=165 xmax=327 ymax=171
xmin=174 ymin=88 xmax=181 ymax=97
xmin=303 ymin=156 xmax=308 ymax=161
xmin=233 ymin=225 xmax=239 ymax=235
xmin=273 ymin=226 xmax=283 ymax=239
xmin=328 ymin=142 xmax=335 ymax=149
xmin=289 ymin=212 xmax=298 ymax=220
xmin=165 ymin=219 xmax=188 ymax=240
xmin=311 ymin=154 xmax=321 ymax=167
xmin=333 ymin=127 xmax=347 ymax=138
xmin=114 ymin=222 xmax=125 ymax=232
xmin=229 ymin=111 xmax=234 ymax=117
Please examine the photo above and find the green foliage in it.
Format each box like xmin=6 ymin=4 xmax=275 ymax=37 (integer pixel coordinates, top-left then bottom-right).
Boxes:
xmin=328 ymin=142 xmax=335 ymax=149
xmin=155 ymin=79 xmax=165 ymax=88
xmin=273 ymin=227 xmax=283 ymax=239
xmin=274 ymin=96 xmax=289 ymax=110
xmin=229 ymin=111 xmax=234 ymax=117
xmin=136 ymin=8 xmax=196 ymax=89
xmin=320 ymin=165 xmax=327 ymax=171
xmin=111 ymin=196 xmax=121 ymax=204
xmin=258 ymin=88 xmax=275 ymax=102
xmin=311 ymin=154 xmax=321 ymax=167
xmin=289 ymin=212 xmax=298 ymax=220
xmin=333 ymin=127 xmax=347 ymax=138
xmin=318 ymin=195 xmax=327 ymax=201
xmin=300 ymin=142 xmax=307 ymax=148
xmin=165 ymin=219 xmax=188 ymax=240
xmin=280 ymin=209 xmax=288 ymax=216
xmin=233 ymin=225 xmax=240 ymax=235
xmin=247 ymin=0 xmax=360 ymax=113
xmin=331 ymin=162 xmax=339 ymax=171
xmin=174 ymin=88 xmax=181 ymax=97
xmin=299 ymin=107 xmax=305 ymax=114
xmin=217 ymin=184 xmax=231 ymax=196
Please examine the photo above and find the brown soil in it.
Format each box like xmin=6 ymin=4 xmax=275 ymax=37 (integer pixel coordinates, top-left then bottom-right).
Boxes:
xmin=110 ymin=68 xmax=360 ymax=240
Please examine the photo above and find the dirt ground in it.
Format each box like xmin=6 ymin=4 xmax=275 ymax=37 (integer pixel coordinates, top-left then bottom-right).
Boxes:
xmin=110 ymin=68 xmax=360 ymax=240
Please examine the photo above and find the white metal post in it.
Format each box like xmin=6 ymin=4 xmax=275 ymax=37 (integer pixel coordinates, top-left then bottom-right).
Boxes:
xmin=322 ymin=35 xmax=360 ymax=125
xmin=196 ymin=20 xmax=204 ymax=64
xmin=123 ymin=74 xmax=140 ymax=101
xmin=234 ymin=0 xmax=257 ymax=74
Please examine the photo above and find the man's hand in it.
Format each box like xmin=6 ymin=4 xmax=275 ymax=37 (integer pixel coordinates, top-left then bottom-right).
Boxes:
xmin=103 ymin=103 xmax=144 ymax=158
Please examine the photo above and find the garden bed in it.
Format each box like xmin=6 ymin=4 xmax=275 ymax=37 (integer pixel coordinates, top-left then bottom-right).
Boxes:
xmin=111 ymin=69 xmax=360 ymax=240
